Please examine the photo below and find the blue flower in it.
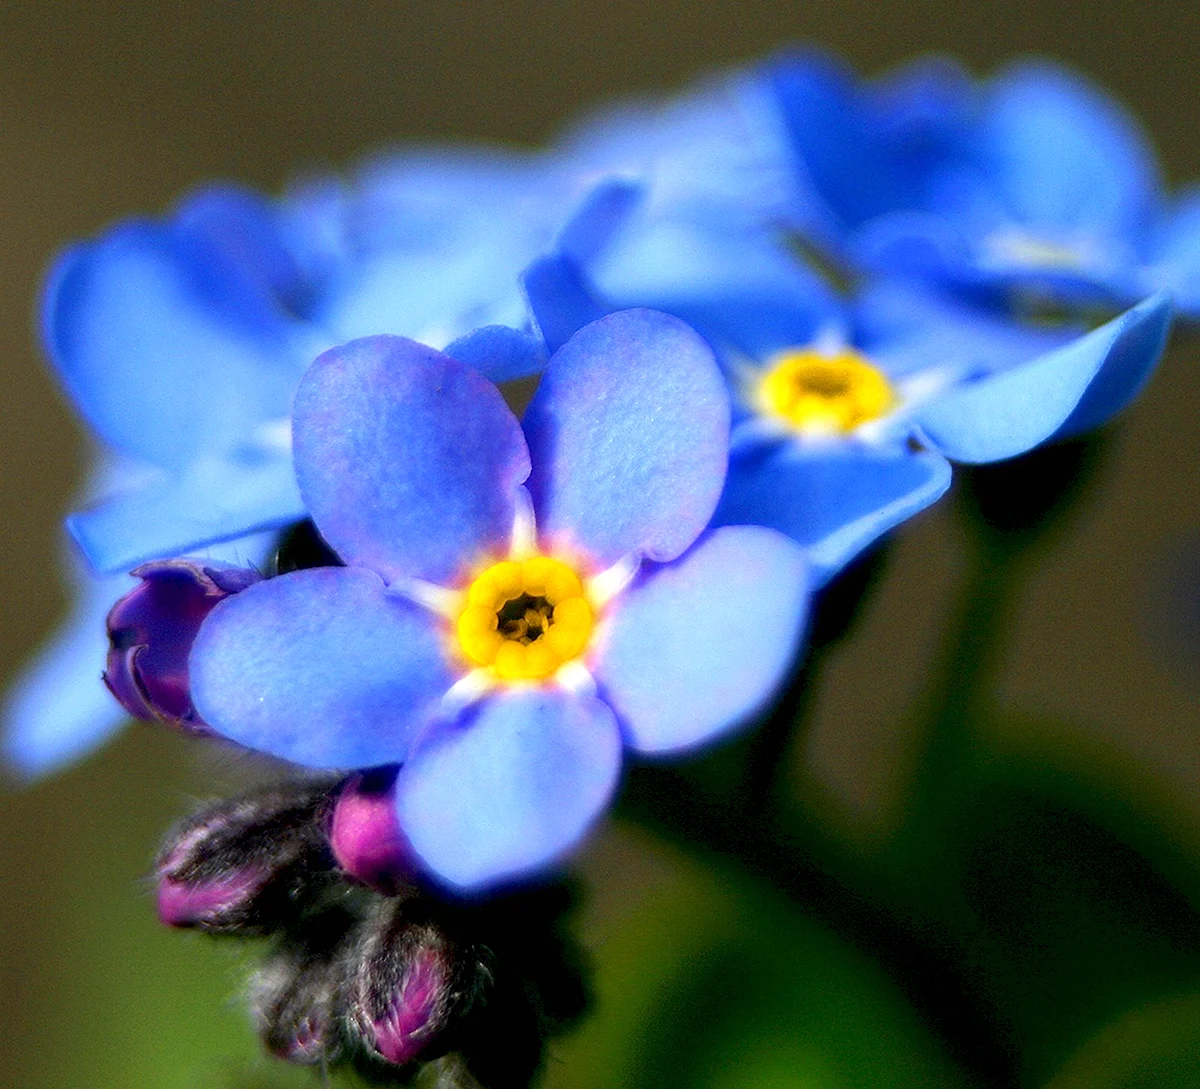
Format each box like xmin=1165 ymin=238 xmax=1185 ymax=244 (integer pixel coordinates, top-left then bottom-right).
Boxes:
xmin=49 ymin=165 xmax=637 ymax=577
xmin=524 ymin=245 xmax=1172 ymax=584
xmin=766 ymin=50 xmax=1200 ymax=315
xmin=187 ymin=310 xmax=811 ymax=890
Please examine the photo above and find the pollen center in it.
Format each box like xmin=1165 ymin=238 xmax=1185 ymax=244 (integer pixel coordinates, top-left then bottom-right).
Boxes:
xmin=757 ymin=346 xmax=895 ymax=434
xmin=456 ymin=556 xmax=595 ymax=681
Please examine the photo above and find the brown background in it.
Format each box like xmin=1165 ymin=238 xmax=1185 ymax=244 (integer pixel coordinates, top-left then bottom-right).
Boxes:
xmin=2 ymin=3 xmax=1200 ymax=1085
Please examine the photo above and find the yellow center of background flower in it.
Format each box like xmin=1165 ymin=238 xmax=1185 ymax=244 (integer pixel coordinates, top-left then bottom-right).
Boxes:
xmin=757 ymin=346 xmax=895 ymax=434
xmin=456 ymin=556 xmax=595 ymax=681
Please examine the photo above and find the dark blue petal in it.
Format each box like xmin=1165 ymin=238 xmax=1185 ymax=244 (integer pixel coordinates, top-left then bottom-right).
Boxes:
xmin=715 ymin=444 xmax=952 ymax=587
xmin=67 ymin=453 xmax=304 ymax=575
xmin=43 ymin=223 xmax=321 ymax=469
xmin=522 ymin=253 xmax=609 ymax=355
xmin=594 ymin=526 xmax=810 ymax=754
xmin=553 ymin=176 xmax=642 ymax=264
xmin=915 ymin=293 xmax=1172 ymax=463
xmin=294 ymin=336 xmax=530 ymax=586
xmin=190 ymin=567 xmax=455 ymax=768
xmin=396 ymin=689 xmax=622 ymax=891
xmin=444 ymin=325 xmax=547 ymax=382
xmin=523 ymin=310 xmax=729 ymax=568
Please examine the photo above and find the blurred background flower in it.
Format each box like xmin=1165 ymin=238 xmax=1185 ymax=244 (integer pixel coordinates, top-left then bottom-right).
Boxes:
xmin=3 ymin=4 xmax=1200 ymax=1087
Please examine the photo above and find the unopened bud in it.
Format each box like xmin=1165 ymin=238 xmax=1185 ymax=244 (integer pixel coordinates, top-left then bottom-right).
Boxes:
xmin=329 ymin=767 xmax=415 ymax=894
xmin=105 ymin=559 xmax=260 ymax=729
xmin=349 ymin=901 xmax=475 ymax=1068
xmin=155 ymin=778 xmax=339 ymax=933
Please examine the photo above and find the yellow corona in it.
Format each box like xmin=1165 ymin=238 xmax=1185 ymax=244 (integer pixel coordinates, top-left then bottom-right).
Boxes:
xmin=456 ymin=555 xmax=595 ymax=681
xmin=756 ymin=346 xmax=896 ymax=435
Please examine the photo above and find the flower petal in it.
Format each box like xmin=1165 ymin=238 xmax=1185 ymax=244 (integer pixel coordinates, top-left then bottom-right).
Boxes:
xmin=914 ymin=293 xmax=1172 ymax=463
xmin=523 ymin=309 xmax=729 ymax=567
xmin=190 ymin=567 xmax=455 ymax=768
xmin=43 ymin=222 xmax=320 ymax=470
xmin=67 ymin=453 xmax=304 ymax=575
xmin=443 ymin=324 xmax=547 ymax=382
xmin=396 ymin=689 xmax=622 ymax=890
xmin=293 ymin=336 xmax=531 ymax=585
xmin=2 ymin=572 xmax=133 ymax=779
xmin=714 ymin=444 xmax=952 ymax=587
xmin=593 ymin=525 xmax=810 ymax=754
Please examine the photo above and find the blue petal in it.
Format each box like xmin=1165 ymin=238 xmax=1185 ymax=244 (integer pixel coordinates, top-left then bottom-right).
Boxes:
xmin=974 ymin=61 xmax=1159 ymax=238
xmin=444 ymin=324 xmax=547 ymax=382
xmin=396 ymin=689 xmax=622 ymax=891
xmin=522 ymin=253 xmax=609 ymax=355
xmin=1144 ymin=186 xmax=1200 ymax=316
xmin=590 ymin=218 xmax=842 ymax=359
xmin=67 ymin=453 xmax=304 ymax=575
xmin=714 ymin=444 xmax=952 ymax=587
xmin=2 ymin=572 xmax=133 ymax=779
xmin=294 ymin=336 xmax=530 ymax=585
xmin=594 ymin=526 xmax=810 ymax=754
xmin=915 ymin=293 xmax=1172 ymax=463
xmin=44 ymin=223 xmax=321 ymax=470
xmin=523 ymin=310 xmax=729 ymax=568
xmin=190 ymin=567 xmax=455 ymax=768
xmin=553 ymin=176 xmax=642 ymax=264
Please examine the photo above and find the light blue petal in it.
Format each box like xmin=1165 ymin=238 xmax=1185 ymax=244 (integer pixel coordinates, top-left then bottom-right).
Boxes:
xmin=591 ymin=218 xmax=842 ymax=359
xmin=553 ymin=176 xmax=642 ymax=264
xmin=976 ymin=61 xmax=1159 ymax=237
xmin=396 ymin=689 xmax=622 ymax=891
xmin=1144 ymin=186 xmax=1200 ymax=316
xmin=444 ymin=324 xmax=547 ymax=382
xmin=2 ymin=571 xmax=133 ymax=780
xmin=190 ymin=567 xmax=454 ymax=769
xmin=714 ymin=444 xmax=953 ymax=587
xmin=594 ymin=526 xmax=810 ymax=754
xmin=855 ymin=279 xmax=1076 ymax=379
xmin=67 ymin=453 xmax=304 ymax=575
xmin=915 ymin=293 xmax=1172 ymax=463
xmin=523 ymin=310 xmax=729 ymax=568
xmin=43 ymin=223 xmax=320 ymax=470
xmin=293 ymin=336 xmax=530 ymax=585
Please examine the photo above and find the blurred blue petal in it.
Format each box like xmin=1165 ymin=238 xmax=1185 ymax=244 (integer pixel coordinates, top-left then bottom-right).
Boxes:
xmin=190 ymin=567 xmax=453 ymax=768
xmin=915 ymin=293 xmax=1172 ymax=463
xmin=716 ymin=444 xmax=952 ymax=587
xmin=596 ymin=526 xmax=809 ymax=754
xmin=444 ymin=324 xmax=547 ymax=382
xmin=293 ymin=336 xmax=530 ymax=585
xmin=524 ymin=310 xmax=729 ymax=566
xmin=396 ymin=689 xmax=622 ymax=891
xmin=67 ymin=453 xmax=304 ymax=575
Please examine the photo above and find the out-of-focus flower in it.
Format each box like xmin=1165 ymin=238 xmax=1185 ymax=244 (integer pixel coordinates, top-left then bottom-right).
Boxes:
xmin=187 ymin=310 xmax=810 ymax=890
xmin=49 ymin=169 xmax=636 ymax=578
xmin=766 ymin=50 xmax=1200 ymax=315
xmin=526 ymin=247 xmax=1172 ymax=583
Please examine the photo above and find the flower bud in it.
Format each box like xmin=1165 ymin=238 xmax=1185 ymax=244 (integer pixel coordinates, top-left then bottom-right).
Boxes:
xmin=348 ymin=900 xmax=475 ymax=1068
xmin=155 ymin=778 xmax=339 ymax=933
xmin=329 ymin=767 xmax=416 ymax=894
xmin=105 ymin=559 xmax=260 ymax=729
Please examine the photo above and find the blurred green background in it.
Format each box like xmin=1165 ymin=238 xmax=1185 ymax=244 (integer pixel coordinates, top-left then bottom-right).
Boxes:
xmin=4 ymin=3 xmax=1200 ymax=1086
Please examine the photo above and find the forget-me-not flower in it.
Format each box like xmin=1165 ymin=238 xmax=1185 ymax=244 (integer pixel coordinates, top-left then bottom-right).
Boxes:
xmin=766 ymin=49 xmax=1200 ymax=315
xmin=186 ymin=310 xmax=811 ymax=890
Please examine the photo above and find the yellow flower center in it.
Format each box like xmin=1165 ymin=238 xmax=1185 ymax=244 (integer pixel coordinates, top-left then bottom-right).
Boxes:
xmin=757 ymin=346 xmax=896 ymax=434
xmin=456 ymin=555 xmax=595 ymax=681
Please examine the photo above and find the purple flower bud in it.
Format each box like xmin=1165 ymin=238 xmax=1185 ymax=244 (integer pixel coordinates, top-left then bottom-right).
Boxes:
xmin=329 ymin=768 xmax=415 ymax=893
xmin=349 ymin=903 xmax=472 ymax=1068
xmin=155 ymin=778 xmax=338 ymax=933
xmin=105 ymin=559 xmax=260 ymax=730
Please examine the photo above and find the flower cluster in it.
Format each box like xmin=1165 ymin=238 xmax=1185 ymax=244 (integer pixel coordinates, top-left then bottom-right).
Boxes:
xmin=4 ymin=43 xmax=1181 ymax=1075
